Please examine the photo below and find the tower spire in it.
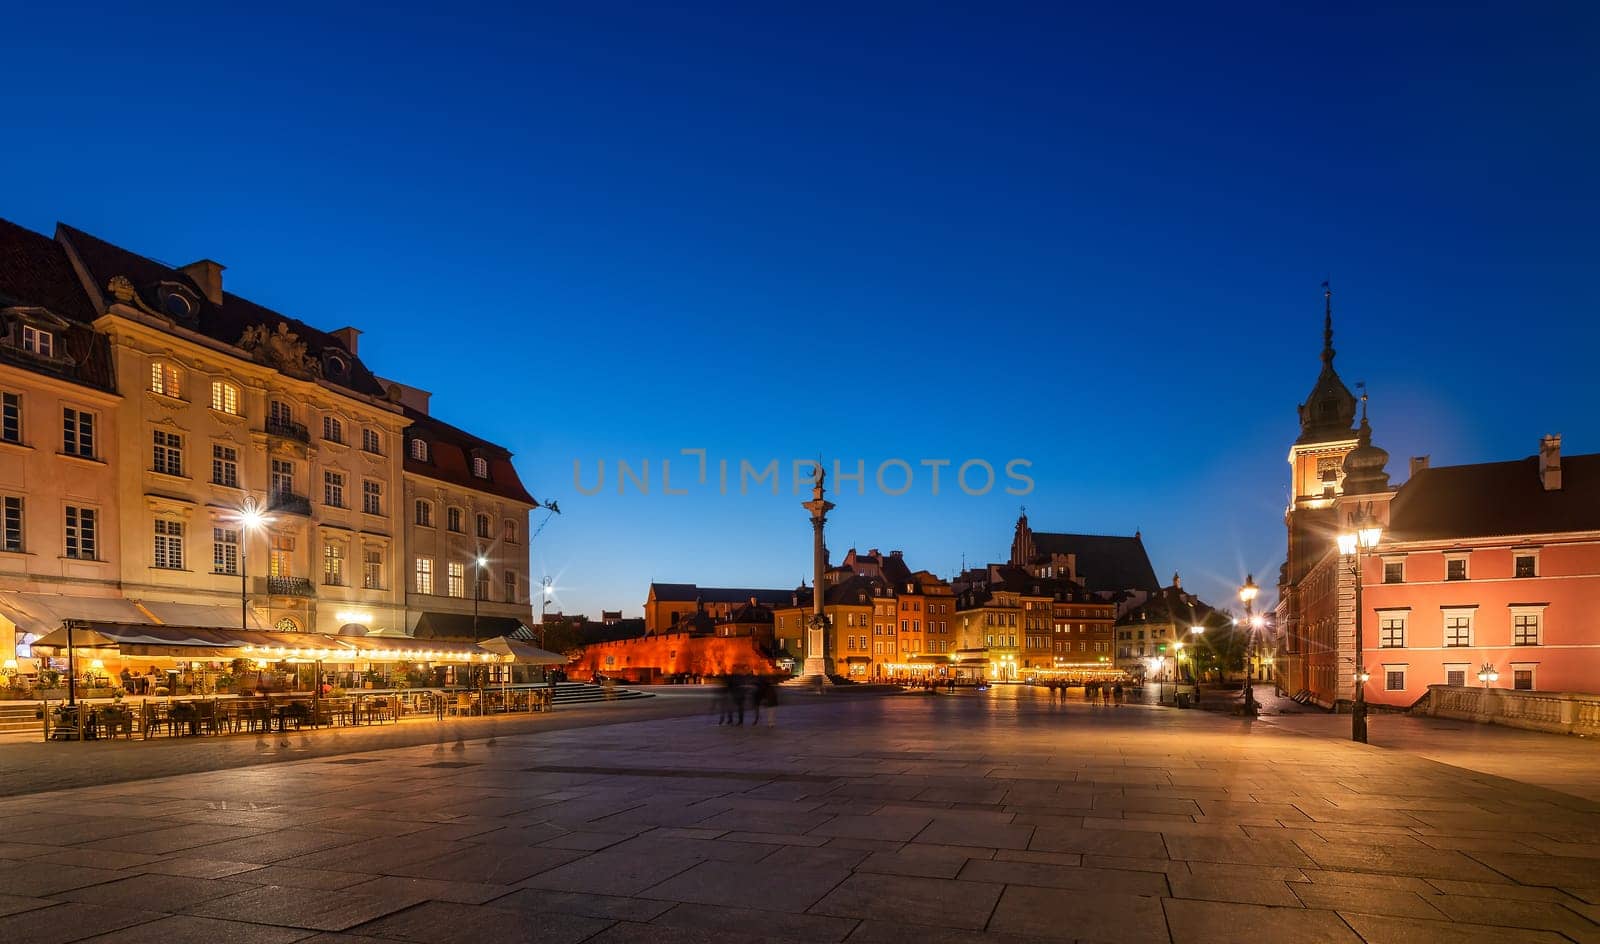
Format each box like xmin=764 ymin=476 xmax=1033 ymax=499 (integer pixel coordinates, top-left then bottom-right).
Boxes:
xmin=1321 ymin=280 xmax=1335 ymax=366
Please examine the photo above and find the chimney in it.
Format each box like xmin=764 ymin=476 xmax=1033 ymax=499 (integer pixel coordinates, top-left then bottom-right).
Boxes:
xmin=330 ymin=326 xmax=361 ymax=355
xmin=178 ymin=259 xmax=225 ymax=306
xmin=1540 ymin=434 xmax=1562 ymax=491
xmin=1410 ymin=456 xmax=1430 ymax=477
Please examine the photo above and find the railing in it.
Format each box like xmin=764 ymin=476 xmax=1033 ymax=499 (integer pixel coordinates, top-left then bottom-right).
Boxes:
xmin=1417 ymin=684 xmax=1600 ymax=736
xmin=269 ymin=492 xmax=312 ymax=516
xmin=260 ymin=576 xmax=315 ymax=597
xmin=265 ymin=417 xmax=310 ymax=443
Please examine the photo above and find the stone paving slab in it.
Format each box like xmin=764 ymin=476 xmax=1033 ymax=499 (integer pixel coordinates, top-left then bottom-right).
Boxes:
xmin=3 ymin=688 xmax=1600 ymax=942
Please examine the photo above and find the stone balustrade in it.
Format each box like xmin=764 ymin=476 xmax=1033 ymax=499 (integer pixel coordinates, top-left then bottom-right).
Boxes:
xmin=1418 ymin=684 xmax=1600 ymax=736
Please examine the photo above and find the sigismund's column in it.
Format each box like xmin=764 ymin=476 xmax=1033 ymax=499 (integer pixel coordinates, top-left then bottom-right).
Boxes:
xmin=801 ymin=463 xmax=835 ymax=679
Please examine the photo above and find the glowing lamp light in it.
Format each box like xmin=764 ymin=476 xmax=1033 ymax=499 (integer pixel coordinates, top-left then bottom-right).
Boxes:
xmin=1190 ymin=624 xmax=1204 ymax=635
xmin=1336 ymin=533 xmax=1358 ymax=556
xmin=1238 ymin=574 xmax=1259 ymax=604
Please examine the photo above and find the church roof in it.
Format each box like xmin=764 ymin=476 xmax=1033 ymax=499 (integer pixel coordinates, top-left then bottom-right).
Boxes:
xmin=649 ymin=584 xmax=794 ymax=605
xmin=1296 ymin=285 xmax=1359 ymax=445
xmin=1386 ymin=451 xmax=1600 ymax=542
xmin=1026 ymin=532 xmax=1160 ymax=592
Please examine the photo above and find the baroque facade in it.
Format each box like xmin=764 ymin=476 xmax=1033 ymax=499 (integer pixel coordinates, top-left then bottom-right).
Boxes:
xmin=0 ymin=217 xmax=538 ymax=664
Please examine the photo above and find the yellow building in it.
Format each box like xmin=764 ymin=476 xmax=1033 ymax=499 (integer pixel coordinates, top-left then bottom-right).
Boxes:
xmin=0 ymin=217 xmax=538 ymax=671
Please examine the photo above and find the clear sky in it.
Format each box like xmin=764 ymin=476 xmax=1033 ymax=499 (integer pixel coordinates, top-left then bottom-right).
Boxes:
xmin=5 ymin=2 xmax=1597 ymax=617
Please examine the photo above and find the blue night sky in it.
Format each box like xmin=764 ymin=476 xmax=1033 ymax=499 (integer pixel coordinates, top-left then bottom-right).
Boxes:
xmin=5 ymin=3 xmax=1597 ymax=617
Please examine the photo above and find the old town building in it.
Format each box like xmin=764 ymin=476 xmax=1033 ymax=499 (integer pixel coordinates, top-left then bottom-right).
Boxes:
xmin=1114 ymin=577 xmax=1229 ymax=676
xmin=1007 ymin=512 xmax=1161 ymax=615
xmin=643 ymin=582 xmax=792 ymax=634
xmin=0 ymin=217 xmax=537 ymax=666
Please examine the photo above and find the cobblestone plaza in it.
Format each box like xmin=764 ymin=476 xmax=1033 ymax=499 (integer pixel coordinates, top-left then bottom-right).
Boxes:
xmin=1 ymin=689 xmax=1597 ymax=943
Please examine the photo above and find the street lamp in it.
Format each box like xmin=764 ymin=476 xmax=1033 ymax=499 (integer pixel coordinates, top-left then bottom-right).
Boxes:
xmin=1477 ymin=663 xmax=1499 ymax=688
xmin=472 ymin=553 xmax=489 ymax=642
xmin=541 ymin=576 xmax=554 ymax=622
xmin=1239 ymin=574 xmax=1260 ymax=716
xmin=1337 ymin=509 xmax=1382 ymax=743
xmin=234 ymin=497 xmax=271 ymax=632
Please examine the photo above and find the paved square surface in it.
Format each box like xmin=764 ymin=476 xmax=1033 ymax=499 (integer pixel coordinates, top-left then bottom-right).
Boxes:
xmin=2 ymin=688 xmax=1598 ymax=942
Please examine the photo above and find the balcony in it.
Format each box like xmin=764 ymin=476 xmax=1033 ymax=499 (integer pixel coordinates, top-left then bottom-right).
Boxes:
xmin=261 ymin=576 xmax=315 ymax=597
xmin=265 ymin=417 xmax=310 ymax=443
xmin=269 ymin=492 xmax=312 ymax=517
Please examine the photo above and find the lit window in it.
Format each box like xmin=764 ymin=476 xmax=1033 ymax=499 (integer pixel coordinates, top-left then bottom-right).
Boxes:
xmin=472 ymin=456 xmax=489 ymax=478
xmin=150 ymin=361 xmax=181 ymax=398
xmin=210 ymin=381 xmax=240 ymax=415
xmin=152 ymin=429 xmax=183 ymax=476
xmin=153 ymin=519 xmax=184 ymax=569
xmin=362 ymin=480 xmax=382 ymax=516
xmin=21 ymin=325 xmax=53 ymax=357
xmin=62 ymin=408 xmax=95 ymax=458
xmin=415 ymin=556 xmax=434 ymax=594
xmin=323 ymin=542 xmax=345 ymax=585
xmin=363 ymin=548 xmax=383 ymax=589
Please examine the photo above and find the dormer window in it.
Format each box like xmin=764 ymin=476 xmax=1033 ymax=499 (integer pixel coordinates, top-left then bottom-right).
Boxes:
xmin=21 ymin=326 xmax=53 ymax=357
xmin=162 ymin=293 xmax=193 ymax=319
xmin=472 ymin=456 xmax=489 ymax=479
xmin=410 ymin=439 xmax=429 ymax=462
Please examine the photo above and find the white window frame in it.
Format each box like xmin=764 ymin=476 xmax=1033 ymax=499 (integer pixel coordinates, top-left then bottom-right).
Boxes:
xmin=212 ymin=526 xmax=239 ymax=575
xmin=1512 ymin=549 xmax=1540 ymax=579
xmin=322 ymin=415 xmax=344 ymax=443
xmin=323 ymin=470 xmax=346 ymax=508
xmin=414 ymin=556 xmax=434 ymax=594
xmin=362 ymin=427 xmax=382 ymax=454
xmin=62 ymin=406 xmax=95 ymax=458
xmin=22 ymin=325 xmax=53 ymax=357
xmin=152 ymin=428 xmax=184 ymax=477
xmin=410 ymin=438 xmax=429 ymax=462
xmin=1509 ymin=662 xmax=1537 ymax=691
xmin=472 ymin=456 xmax=489 ymax=478
xmin=211 ymin=443 xmax=239 ymax=488
xmin=1376 ymin=608 xmax=1409 ymax=648
xmin=1442 ymin=607 xmax=1475 ymax=648
xmin=1 ymin=495 xmax=22 ymax=553
xmin=1 ymin=390 xmax=19 ymax=444
xmin=1382 ymin=664 xmax=1407 ymax=692
xmin=1381 ymin=556 xmax=1405 ymax=585
xmin=153 ymin=518 xmax=184 ymax=570
xmin=1444 ymin=552 xmax=1470 ymax=582
xmin=1510 ymin=605 xmax=1545 ymax=646
xmin=1442 ymin=662 xmax=1469 ymax=688
xmin=415 ymin=499 xmax=434 ymax=527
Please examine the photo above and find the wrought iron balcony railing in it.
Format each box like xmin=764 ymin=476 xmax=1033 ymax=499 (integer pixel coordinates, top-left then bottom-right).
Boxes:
xmin=268 ymin=492 xmax=312 ymax=517
xmin=265 ymin=417 xmax=310 ymax=443
xmin=261 ymin=576 xmax=315 ymax=597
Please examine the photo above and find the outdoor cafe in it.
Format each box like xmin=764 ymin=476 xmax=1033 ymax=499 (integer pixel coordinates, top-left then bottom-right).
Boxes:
xmin=27 ymin=620 xmax=567 ymax=741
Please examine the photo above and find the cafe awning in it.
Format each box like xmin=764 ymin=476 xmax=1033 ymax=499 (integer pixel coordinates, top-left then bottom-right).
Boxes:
xmin=130 ymin=600 xmax=270 ymax=631
xmin=478 ymin=636 xmax=566 ymax=665
xmin=31 ymin=623 xmax=327 ymax=658
xmin=412 ymin=612 xmax=529 ymax=640
xmin=336 ymin=636 xmax=494 ymax=663
xmin=0 ymin=592 xmax=150 ymax=637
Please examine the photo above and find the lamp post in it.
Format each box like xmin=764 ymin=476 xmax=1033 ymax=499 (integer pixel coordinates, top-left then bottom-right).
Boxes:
xmin=1336 ymin=511 xmax=1382 ymax=743
xmin=541 ymin=576 xmax=553 ymax=622
xmin=1239 ymin=574 xmax=1260 ymax=716
xmin=1477 ymin=663 xmax=1499 ymax=689
xmin=472 ymin=553 xmax=488 ymax=642
xmin=235 ymin=497 xmax=270 ymax=632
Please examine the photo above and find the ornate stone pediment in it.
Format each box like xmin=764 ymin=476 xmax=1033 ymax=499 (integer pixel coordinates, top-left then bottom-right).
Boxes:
xmin=238 ymin=322 xmax=323 ymax=380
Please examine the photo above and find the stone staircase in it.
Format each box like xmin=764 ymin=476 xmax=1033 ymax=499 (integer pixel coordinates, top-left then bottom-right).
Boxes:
xmin=0 ymin=702 xmax=41 ymax=734
xmin=549 ymin=681 xmax=653 ymax=706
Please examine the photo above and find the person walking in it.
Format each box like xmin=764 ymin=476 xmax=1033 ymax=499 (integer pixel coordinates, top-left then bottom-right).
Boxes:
xmin=1113 ymin=681 xmax=1124 ymax=705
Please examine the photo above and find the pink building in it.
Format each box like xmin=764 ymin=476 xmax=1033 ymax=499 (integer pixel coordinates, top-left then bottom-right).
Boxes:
xmin=1275 ymin=288 xmax=1600 ymax=708
xmin=1359 ymin=436 xmax=1600 ymax=706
